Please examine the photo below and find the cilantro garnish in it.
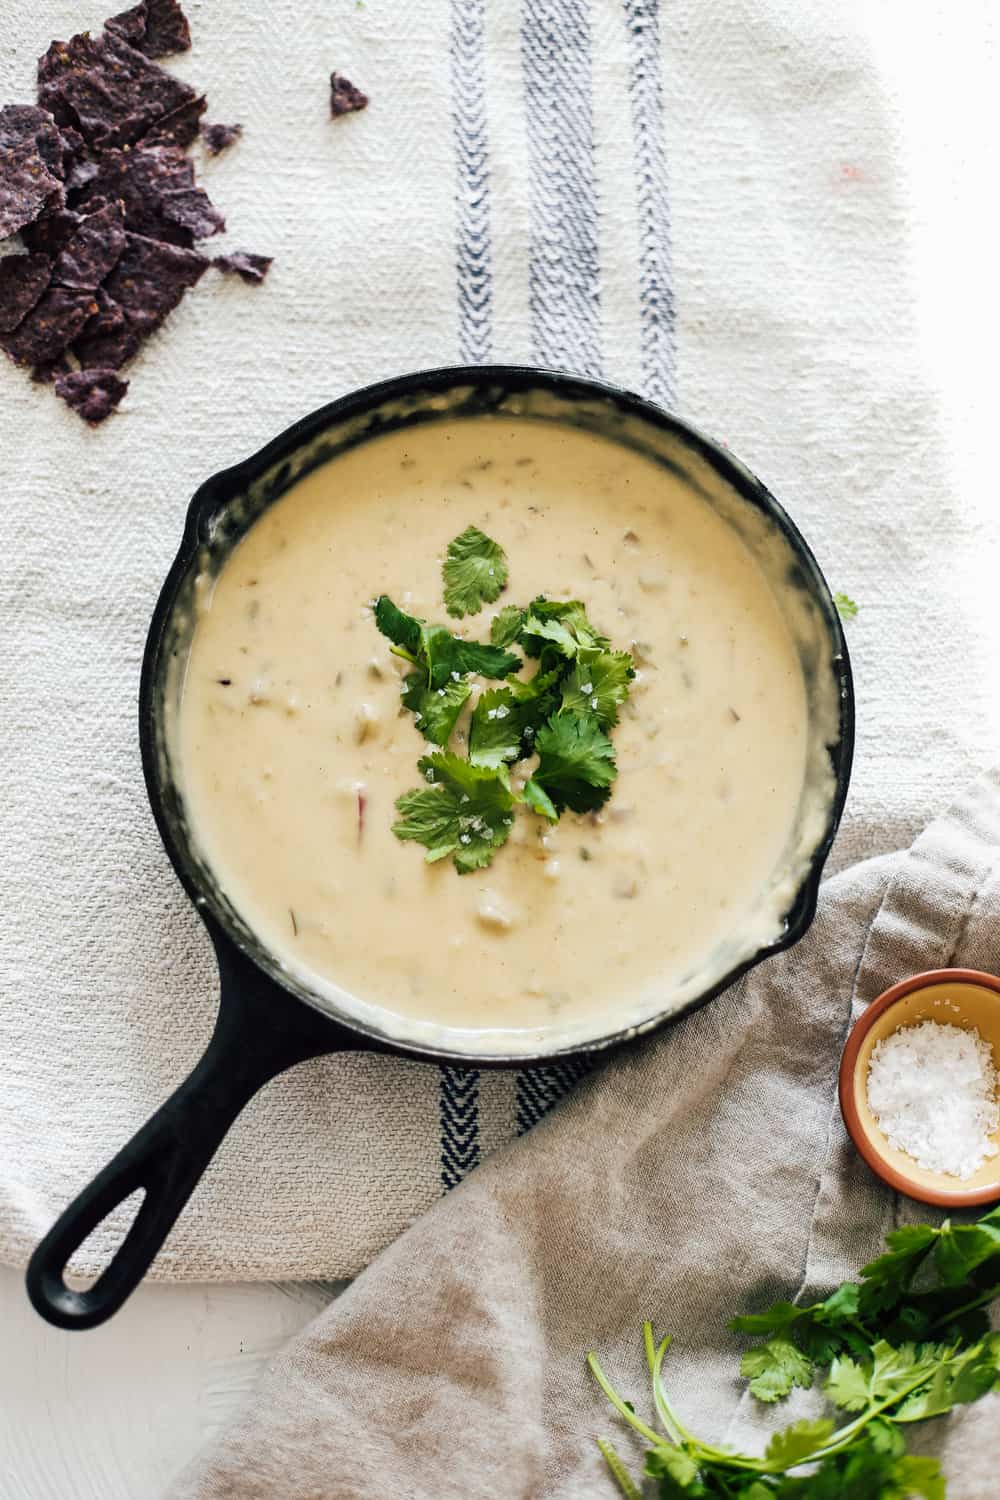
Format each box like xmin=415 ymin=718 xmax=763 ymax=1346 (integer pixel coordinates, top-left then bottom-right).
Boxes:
xmin=588 ymin=1203 xmax=1000 ymax=1498
xmin=374 ymin=596 xmax=520 ymax=688
xmin=519 ymin=596 xmax=610 ymax=659
xmin=532 ymin=712 xmax=617 ymax=813
xmin=490 ymin=603 xmax=526 ymax=647
xmin=560 ymin=647 xmax=635 ymax=730
xmin=834 ymin=591 xmax=859 ymax=621
xmin=442 ymin=525 xmax=509 ymax=617
xmin=401 ymin=673 xmax=471 ymax=747
xmin=392 ymin=753 xmax=515 ymax=873
xmin=374 ymin=535 xmax=634 ymax=873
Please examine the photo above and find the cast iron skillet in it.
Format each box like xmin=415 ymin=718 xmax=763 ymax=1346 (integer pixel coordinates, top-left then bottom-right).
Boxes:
xmin=26 ymin=366 xmax=854 ymax=1330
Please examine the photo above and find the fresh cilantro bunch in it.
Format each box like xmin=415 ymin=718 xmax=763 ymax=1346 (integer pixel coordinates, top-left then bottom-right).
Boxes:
xmin=374 ymin=525 xmax=635 ymax=873
xmin=589 ymin=1205 xmax=1000 ymax=1498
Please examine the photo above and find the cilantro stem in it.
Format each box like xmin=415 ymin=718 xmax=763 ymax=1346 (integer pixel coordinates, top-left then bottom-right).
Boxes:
xmin=644 ymin=1325 xmax=693 ymax=1447
xmin=586 ymin=1353 xmax=664 ymax=1448
xmin=388 ymin=644 xmax=418 ymax=665
xmin=927 ymin=1282 xmax=1000 ymax=1331
xmin=595 ymin=1439 xmax=642 ymax=1500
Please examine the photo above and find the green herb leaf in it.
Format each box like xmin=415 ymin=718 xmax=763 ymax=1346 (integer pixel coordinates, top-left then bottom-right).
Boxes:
xmin=443 ymin=525 xmax=509 ymax=617
xmin=763 ymin=1418 xmax=835 ymax=1469
xmin=729 ymin=1301 xmax=803 ymax=1338
xmin=560 ymin=646 xmax=635 ymax=729
xmin=934 ymin=1219 xmax=1000 ymax=1287
xmin=894 ymin=1336 xmax=1000 ymax=1421
xmin=532 ymin=712 xmax=617 ymax=813
xmin=374 ymin=594 xmax=423 ymax=656
xmin=644 ymin=1445 xmax=702 ymax=1495
xmin=740 ymin=1337 xmax=814 ymax=1403
xmin=421 ymin=623 xmax=520 ymax=688
xmin=392 ymin=754 xmax=515 ymax=873
xmin=401 ymin=673 xmax=471 ymax=746
xmin=520 ymin=597 xmax=610 ymax=659
xmin=490 ymin=603 xmax=526 ymax=647
xmin=468 ymin=687 xmax=523 ymax=769
xmin=823 ymin=1354 xmax=871 ymax=1411
xmin=858 ymin=1224 xmax=939 ymax=1317
xmin=521 ymin=777 xmax=559 ymax=823
xmin=833 ymin=591 xmax=858 ymax=621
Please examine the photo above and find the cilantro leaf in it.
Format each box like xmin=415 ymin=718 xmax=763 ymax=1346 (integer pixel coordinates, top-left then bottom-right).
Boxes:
xmin=374 ymin=594 xmax=423 ymax=656
xmin=392 ymin=754 xmax=515 ymax=873
xmin=521 ymin=777 xmax=558 ymax=823
xmin=858 ymin=1225 xmax=939 ymax=1318
xmin=401 ymin=673 xmax=471 ymax=746
xmin=442 ymin=526 xmax=509 ymax=617
xmin=833 ymin=591 xmax=859 ymax=621
xmin=740 ymin=1337 xmax=814 ymax=1403
xmin=490 ymin=604 xmax=526 ymax=647
xmin=763 ymin=1418 xmax=835 ymax=1469
xmin=532 ymin=712 xmax=617 ymax=813
xmin=374 ymin=598 xmax=520 ymax=690
xmin=560 ymin=646 xmax=635 ymax=729
xmin=729 ymin=1301 xmax=803 ymax=1338
xmin=933 ymin=1219 xmax=1000 ymax=1287
xmin=420 ymin=623 xmax=520 ymax=688
xmin=468 ymin=687 xmax=522 ymax=769
xmin=644 ymin=1446 xmax=701 ymax=1494
xmin=823 ymin=1354 xmax=871 ymax=1411
xmin=520 ymin=597 xmax=610 ymax=659
xmin=894 ymin=1336 xmax=1000 ymax=1421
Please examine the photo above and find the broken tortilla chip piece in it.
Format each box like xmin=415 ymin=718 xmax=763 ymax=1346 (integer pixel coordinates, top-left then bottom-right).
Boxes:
xmin=37 ymin=29 xmax=197 ymax=149
xmin=54 ymin=366 xmax=129 ymax=423
xmin=72 ymin=144 xmax=223 ymax=245
xmin=212 ymin=251 xmax=272 ymax=284
xmin=0 ymin=284 xmax=97 ymax=366
xmin=142 ymin=95 xmax=206 ymax=151
xmin=0 ymin=104 xmax=66 ymax=240
xmin=330 ymin=72 xmax=369 ymax=117
xmin=200 ymin=121 xmax=243 ymax=155
xmin=0 ymin=252 xmax=53 ymax=333
xmin=51 ymin=200 xmax=127 ymax=289
xmin=105 ymin=0 xmax=192 ymax=60
xmin=72 ymin=229 xmax=207 ymax=368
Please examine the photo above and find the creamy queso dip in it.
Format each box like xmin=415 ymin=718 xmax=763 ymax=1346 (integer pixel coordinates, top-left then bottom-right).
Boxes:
xmin=177 ymin=416 xmax=812 ymax=1051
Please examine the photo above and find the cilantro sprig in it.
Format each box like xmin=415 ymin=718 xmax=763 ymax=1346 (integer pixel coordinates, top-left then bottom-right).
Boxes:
xmin=375 ymin=528 xmax=635 ymax=874
xmin=442 ymin=525 xmax=509 ymax=617
xmin=588 ymin=1205 xmax=1000 ymax=1498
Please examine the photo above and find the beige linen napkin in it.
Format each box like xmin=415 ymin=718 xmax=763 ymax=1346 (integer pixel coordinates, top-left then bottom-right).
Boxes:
xmin=169 ymin=772 xmax=1000 ymax=1499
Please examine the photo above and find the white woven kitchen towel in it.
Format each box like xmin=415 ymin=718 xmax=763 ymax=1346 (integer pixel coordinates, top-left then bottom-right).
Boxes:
xmin=1 ymin=0 xmax=997 ymax=1281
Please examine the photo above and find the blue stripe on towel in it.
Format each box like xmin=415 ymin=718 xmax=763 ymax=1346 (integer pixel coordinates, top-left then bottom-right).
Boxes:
xmin=516 ymin=0 xmax=602 ymax=1133
xmin=439 ymin=0 xmax=492 ymax=1187
xmin=521 ymin=0 xmax=602 ymax=376
xmin=450 ymin=0 xmax=493 ymax=362
xmin=623 ymin=0 xmax=676 ymax=407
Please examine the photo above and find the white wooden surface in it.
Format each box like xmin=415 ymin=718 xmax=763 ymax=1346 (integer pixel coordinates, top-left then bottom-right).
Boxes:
xmin=1 ymin=10 xmax=997 ymax=1500
xmin=0 ymin=1269 xmax=340 ymax=1499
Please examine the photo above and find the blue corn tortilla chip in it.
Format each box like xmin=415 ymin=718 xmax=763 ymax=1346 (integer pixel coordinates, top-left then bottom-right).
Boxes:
xmin=72 ymin=144 xmax=223 ymax=245
xmin=21 ymin=207 xmax=81 ymax=256
xmin=105 ymin=0 xmax=192 ymax=60
xmin=72 ymin=229 xmax=207 ymax=368
xmin=37 ymin=29 xmax=197 ymax=149
xmin=0 ymin=252 xmax=53 ymax=332
xmin=0 ymin=284 xmax=97 ymax=366
xmin=143 ymin=95 xmax=206 ymax=150
xmin=200 ymin=121 xmax=242 ymax=155
xmin=330 ymin=73 xmax=368 ymax=117
xmin=212 ymin=251 xmax=272 ymax=284
xmin=51 ymin=201 xmax=126 ymax=289
xmin=71 ymin=286 xmax=130 ymax=369
xmin=54 ymin=366 xmax=128 ymax=423
xmin=0 ymin=104 xmax=66 ymax=239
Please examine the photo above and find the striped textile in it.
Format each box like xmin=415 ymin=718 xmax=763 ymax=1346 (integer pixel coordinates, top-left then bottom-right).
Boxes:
xmin=5 ymin=0 xmax=993 ymax=1285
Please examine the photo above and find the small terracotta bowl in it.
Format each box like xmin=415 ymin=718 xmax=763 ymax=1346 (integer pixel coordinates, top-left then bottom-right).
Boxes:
xmin=839 ymin=968 xmax=1000 ymax=1208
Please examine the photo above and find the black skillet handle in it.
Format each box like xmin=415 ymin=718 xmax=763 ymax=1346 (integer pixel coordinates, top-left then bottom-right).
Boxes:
xmin=26 ymin=935 xmax=365 ymax=1331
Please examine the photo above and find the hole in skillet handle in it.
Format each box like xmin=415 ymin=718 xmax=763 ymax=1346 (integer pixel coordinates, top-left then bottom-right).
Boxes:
xmin=25 ymin=932 xmax=365 ymax=1331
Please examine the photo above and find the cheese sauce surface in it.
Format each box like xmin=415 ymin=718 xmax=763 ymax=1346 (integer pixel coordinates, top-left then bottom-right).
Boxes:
xmin=177 ymin=416 xmax=812 ymax=1050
